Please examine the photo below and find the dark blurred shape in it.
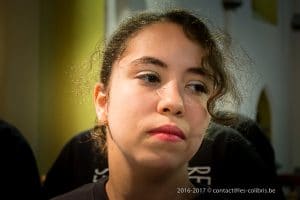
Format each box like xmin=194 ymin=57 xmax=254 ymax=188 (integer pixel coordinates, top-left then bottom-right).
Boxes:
xmin=207 ymin=112 xmax=284 ymax=199
xmin=230 ymin=113 xmax=276 ymax=172
xmin=0 ymin=119 xmax=42 ymax=200
xmin=291 ymin=13 xmax=300 ymax=30
xmin=41 ymin=130 xmax=106 ymax=199
xmin=223 ymin=0 xmax=242 ymax=10
xmin=215 ymin=112 xmax=276 ymax=172
xmin=192 ymin=123 xmax=285 ymax=199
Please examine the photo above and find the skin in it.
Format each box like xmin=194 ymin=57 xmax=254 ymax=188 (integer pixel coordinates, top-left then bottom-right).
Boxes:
xmin=94 ymin=22 xmax=213 ymax=200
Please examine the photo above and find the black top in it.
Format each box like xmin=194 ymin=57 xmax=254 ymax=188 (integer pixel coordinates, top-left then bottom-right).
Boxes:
xmin=42 ymin=130 xmax=108 ymax=199
xmin=51 ymin=177 xmax=109 ymax=200
xmin=51 ymin=177 xmax=219 ymax=200
xmin=51 ymin=176 xmax=280 ymax=200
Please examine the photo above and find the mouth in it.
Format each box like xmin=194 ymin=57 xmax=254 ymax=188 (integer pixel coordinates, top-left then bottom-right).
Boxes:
xmin=148 ymin=125 xmax=186 ymax=142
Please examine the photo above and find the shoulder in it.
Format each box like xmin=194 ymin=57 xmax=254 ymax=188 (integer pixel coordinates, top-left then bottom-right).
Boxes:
xmin=67 ymin=129 xmax=94 ymax=147
xmin=59 ymin=129 xmax=98 ymax=158
xmin=203 ymin=123 xmax=252 ymax=157
xmin=50 ymin=183 xmax=96 ymax=200
xmin=0 ymin=119 xmax=25 ymax=142
xmin=51 ymin=177 xmax=108 ymax=200
xmin=0 ymin=119 xmax=35 ymax=156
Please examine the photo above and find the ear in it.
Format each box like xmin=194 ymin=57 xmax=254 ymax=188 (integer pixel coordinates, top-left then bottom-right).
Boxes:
xmin=94 ymin=83 xmax=108 ymax=123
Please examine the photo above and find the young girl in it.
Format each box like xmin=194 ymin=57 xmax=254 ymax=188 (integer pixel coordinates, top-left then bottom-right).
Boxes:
xmin=52 ymin=9 xmax=237 ymax=200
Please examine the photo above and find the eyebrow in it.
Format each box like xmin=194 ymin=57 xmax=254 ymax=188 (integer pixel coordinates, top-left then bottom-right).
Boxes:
xmin=187 ymin=67 xmax=208 ymax=76
xmin=131 ymin=56 xmax=211 ymax=78
xmin=131 ymin=56 xmax=167 ymax=68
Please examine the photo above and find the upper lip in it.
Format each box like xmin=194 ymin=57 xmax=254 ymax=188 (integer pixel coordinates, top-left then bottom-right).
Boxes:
xmin=148 ymin=125 xmax=186 ymax=140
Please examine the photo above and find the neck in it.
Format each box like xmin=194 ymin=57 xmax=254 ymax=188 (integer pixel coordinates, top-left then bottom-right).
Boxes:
xmin=105 ymin=137 xmax=196 ymax=200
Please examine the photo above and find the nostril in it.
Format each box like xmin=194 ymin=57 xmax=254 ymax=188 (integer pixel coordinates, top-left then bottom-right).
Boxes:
xmin=175 ymin=111 xmax=182 ymax=116
xmin=163 ymin=108 xmax=169 ymax=112
xmin=162 ymin=107 xmax=182 ymax=116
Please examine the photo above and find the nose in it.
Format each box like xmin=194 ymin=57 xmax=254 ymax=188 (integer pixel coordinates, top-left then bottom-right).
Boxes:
xmin=156 ymin=82 xmax=185 ymax=117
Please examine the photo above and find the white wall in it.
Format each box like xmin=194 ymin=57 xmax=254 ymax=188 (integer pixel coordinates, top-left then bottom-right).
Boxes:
xmin=225 ymin=0 xmax=293 ymax=173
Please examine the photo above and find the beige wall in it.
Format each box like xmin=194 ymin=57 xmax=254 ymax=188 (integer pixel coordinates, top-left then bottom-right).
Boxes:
xmin=0 ymin=0 xmax=40 ymax=152
xmin=0 ymin=0 xmax=105 ymax=175
xmin=39 ymin=0 xmax=105 ymax=174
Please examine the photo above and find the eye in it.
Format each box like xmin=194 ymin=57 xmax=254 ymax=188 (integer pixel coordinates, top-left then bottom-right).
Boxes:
xmin=186 ymin=81 xmax=208 ymax=95
xmin=136 ymin=71 xmax=161 ymax=85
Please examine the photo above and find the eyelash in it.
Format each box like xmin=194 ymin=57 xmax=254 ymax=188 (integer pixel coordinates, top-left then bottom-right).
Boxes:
xmin=185 ymin=81 xmax=209 ymax=95
xmin=136 ymin=71 xmax=209 ymax=95
xmin=136 ymin=72 xmax=161 ymax=85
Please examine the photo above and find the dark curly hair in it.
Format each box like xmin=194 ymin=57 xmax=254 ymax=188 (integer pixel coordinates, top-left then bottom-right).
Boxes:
xmin=92 ymin=8 xmax=239 ymax=153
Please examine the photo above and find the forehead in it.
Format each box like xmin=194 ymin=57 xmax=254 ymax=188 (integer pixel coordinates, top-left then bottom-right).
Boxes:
xmin=118 ymin=22 xmax=205 ymax=66
xmin=129 ymin=22 xmax=202 ymax=49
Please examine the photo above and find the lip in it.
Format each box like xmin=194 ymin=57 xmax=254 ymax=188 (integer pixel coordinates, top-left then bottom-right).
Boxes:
xmin=148 ymin=125 xmax=186 ymax=141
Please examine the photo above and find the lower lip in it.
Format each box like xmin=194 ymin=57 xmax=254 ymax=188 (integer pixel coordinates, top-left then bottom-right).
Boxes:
xmin=150 ymin=133 xmax=183 ymax=142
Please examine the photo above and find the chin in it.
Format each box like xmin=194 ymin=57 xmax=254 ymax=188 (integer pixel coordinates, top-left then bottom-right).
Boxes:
xmin=135 ymin=151 xmax=187 ymax=171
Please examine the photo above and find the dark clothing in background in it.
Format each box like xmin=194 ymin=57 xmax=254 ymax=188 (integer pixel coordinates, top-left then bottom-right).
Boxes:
xmin=0 ymin=119 xmax=42 ymax=200
xmin=42 ymin=130 xmax=107 ymax=199
xmin=229 ymin=114 xmax=277 ymax=172
xmin=51 ymin=177 xmax=109 ymax=200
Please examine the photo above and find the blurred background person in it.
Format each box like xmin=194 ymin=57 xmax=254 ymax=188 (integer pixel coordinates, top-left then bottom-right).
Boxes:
xmin=0 ymin=119 xmax=42 ymax=199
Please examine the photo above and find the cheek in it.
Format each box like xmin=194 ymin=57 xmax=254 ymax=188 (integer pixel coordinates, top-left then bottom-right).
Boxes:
xmin=107 ymin=84 xmax=135 ymax=125
xmin=106 ymin=89 xmax=135 ymax=144
xmin=188 ymin=105 xmax=209 ymax=155
xmin=187 ymin=102 xmax=211 ymax=132
xmin=185 ymin=129 xmax=205 ymax=162
xmin=106 ymin=80 xmax=157 ymax=138
xmin=185 ymin=103 xmax=210 ymax=156
xmin=109 ymin=82 xmax=155 ymax=115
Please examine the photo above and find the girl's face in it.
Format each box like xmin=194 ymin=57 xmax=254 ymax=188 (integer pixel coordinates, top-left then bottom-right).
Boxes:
xmin=95 ymin=22 xmax=213 ymax=169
